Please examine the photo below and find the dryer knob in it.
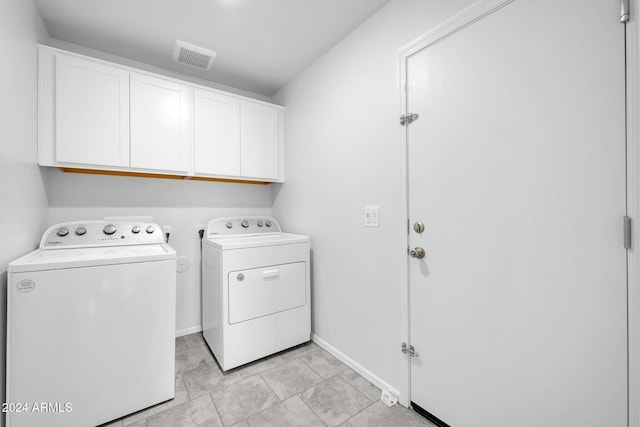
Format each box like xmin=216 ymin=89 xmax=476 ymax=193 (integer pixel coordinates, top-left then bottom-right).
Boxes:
xmin=257 ymin=221 xmax=264 ymax=227
xmin=241 ymin=220 xmax=249 ymax=228
xmin=75 ymin=226 xmax=87 ymax=236
xmin=146 ymin=226 xmax=155 ymax=234
xmin=103 ymin=224 xmax=117 ymax=235
xmin=226 ymin=222 xmax=233 ymax=229
xmin=265 ymin=220 xmax=272 ymax=227
xmin=57 ymin=227 xmax=69 ymax=237
xmin=131 ymin=225 xmax=141 ymax=234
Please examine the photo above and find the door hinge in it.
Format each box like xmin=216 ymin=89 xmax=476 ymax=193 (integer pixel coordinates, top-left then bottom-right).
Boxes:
xmin=400 ymin=113 xmax=419 ymax=126
xmin=621 ymin=0 xmax=630 ymax=23
xmin=401 ymin=342 xmax=419 ymax=357
xmin=624 ymin=215 xmax=632 ymax=249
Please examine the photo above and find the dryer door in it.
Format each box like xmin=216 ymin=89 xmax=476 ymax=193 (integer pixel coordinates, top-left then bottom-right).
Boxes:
xmin=228 ymin=262 xmax=306 ymax=324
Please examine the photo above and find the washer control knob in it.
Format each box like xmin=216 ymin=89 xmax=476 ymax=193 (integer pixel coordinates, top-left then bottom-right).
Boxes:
xmin=103 ymin=224 xmax=117 ymax=235
xmin=57 ymin=227 xmax=69 ymax=237
xmin=241 ymin=220 xmax=249 ymax=228
xmin=226 ymin=222 xmax=233 ymax=229
xmin=257 ymin=221 xmax=264 ymax=227
xmin=75 ymin=226 xmax=87 ymax=236
xmin=265 ymin=220 xmax=272 ymax=228
xmin=131 ymin=225 xmax=141 ymax=234
xmin=146 ymin=225 xmax=155 ymax=234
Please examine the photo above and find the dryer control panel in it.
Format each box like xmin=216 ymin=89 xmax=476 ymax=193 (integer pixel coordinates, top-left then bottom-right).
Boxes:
xmin=40 ymin=220 xmax=165 ymax=249
xmin=205 ymin=216 xmax=282 ymax=238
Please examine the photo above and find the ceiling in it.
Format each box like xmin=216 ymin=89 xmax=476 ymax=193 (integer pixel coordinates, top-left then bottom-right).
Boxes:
xmin=34 ymin=0 xmax=391 ymax=97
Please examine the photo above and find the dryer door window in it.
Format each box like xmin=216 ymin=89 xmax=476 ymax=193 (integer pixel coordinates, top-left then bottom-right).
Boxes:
xmin=228 ymin=262 xmax=306 ymax=325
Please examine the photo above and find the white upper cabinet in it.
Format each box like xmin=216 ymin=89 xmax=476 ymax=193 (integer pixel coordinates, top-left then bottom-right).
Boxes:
xmin=240 ymin=101 xmax=280 ymax=180
xmin=55 ymin=54 xmax=129 ymax=167
xmin=130 ymin=73 xmax=192 ymax=173
xmin=38 ymin=46 xmax=284 ymax=182
xmin=194 ymin=89 xmax=241 ymax=176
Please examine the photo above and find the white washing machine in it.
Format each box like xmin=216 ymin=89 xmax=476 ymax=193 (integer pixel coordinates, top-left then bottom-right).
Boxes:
xmin=201 ymin=216 xmax=310 ymax=371
xmin=7 ymin=220 xmax=177 ymax=427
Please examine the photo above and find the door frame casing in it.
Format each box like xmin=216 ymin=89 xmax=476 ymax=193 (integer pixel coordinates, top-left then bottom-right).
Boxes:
xmin=626 ymin=1 xmax=639 ymax=425
xmin=396 ymin=0 xmax=639 ymax=424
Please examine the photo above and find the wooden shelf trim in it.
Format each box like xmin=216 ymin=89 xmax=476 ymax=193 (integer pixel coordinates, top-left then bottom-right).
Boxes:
xmin=57 ymin=167 xmax=272 ymax=185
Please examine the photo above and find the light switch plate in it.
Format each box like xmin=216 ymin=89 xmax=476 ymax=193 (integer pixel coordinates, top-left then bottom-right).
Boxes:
xmin=364 ymin=206 xmax=380 ymax=227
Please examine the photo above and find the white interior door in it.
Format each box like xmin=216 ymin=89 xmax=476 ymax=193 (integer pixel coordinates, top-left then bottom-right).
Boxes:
xmin=407 ymin=1 xmax=627 ymax=426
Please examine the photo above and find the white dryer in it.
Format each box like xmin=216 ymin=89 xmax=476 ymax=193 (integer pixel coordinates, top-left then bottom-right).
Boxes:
xmin=7 ymin=220 xmax=176 ymax=427
xmin=201 ymin=216 xmax=310 ymax=371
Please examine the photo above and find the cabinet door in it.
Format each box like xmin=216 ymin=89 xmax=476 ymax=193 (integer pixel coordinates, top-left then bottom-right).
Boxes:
xmin=194 ymin=89 xmax=240 ymax=176
xmin=55 ymin=55 xmax=129 ymax=167
xmin=130 ymin=73 xmax=192 ymax=172
xmin=240 ymin=101 xmax=280 ymax=180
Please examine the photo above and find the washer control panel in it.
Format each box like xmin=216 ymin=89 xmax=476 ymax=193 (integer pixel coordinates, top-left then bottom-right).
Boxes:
xmin=40 ymin=220 xmax=165 ymax=249
xmin=206 ymin=216 xmax=281 ymax=237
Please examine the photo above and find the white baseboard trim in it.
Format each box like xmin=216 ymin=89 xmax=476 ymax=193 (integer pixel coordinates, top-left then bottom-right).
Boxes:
xmin=311 ymin=333 xmax=401 ymax=404
xmin=176 ymin=325 xmax=202 ymax=337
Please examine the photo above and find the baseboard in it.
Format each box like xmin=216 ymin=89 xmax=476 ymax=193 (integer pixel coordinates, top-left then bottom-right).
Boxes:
xmin=311 ymin=333 xmax=401 ymax=403
xmin=175 ymin=325 xmax=202 ymax=337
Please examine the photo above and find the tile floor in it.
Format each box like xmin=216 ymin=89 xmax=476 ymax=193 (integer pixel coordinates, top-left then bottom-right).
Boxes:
xmin=102 ymin=333 xmax=433 ymax=427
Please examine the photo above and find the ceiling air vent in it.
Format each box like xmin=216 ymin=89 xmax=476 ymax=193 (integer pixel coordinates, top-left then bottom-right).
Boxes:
xmin=172 ymin=40 xmax=216 ymax=70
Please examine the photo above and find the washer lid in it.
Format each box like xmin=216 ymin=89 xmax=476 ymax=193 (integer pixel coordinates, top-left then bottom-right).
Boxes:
xmin=8 ymin=243 xmax=176 ymax=273
xmin=205 ymin=232 xmax=309 ymax=250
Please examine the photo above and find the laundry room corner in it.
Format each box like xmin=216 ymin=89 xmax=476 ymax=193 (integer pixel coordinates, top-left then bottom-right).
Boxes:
xmin=3 ymin=0 xmax=634 ymax=425
xmin=43 ymin=168 xmax=273 ymax=336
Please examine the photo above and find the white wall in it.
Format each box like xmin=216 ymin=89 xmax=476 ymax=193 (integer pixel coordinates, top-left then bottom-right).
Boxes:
xmin=44 ymin=169 xmax=272 ymax=335
xmin=0 ymin=0 xmax=50 ymax=422
xmin=272 ymin=0 xmax=476 ymax=403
